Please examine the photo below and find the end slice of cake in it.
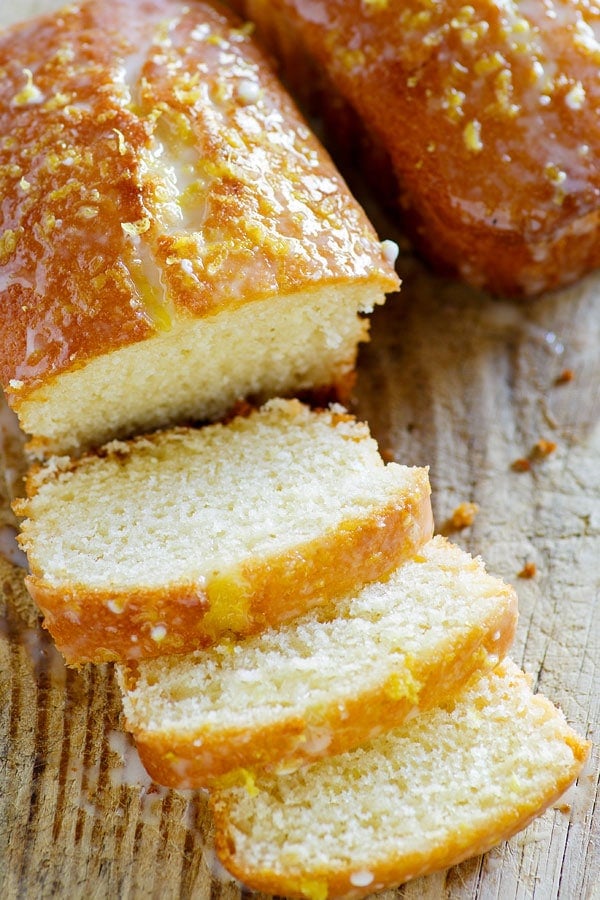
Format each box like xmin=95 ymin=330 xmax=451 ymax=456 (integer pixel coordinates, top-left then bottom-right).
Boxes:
xmin=211 ymin=659 xmax=590 ymax=900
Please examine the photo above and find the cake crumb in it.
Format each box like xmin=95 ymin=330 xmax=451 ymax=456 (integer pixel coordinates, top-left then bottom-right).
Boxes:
xmin=555 ymin=368 xmax=574 ymax=385
xmin=553 ymin=802 xmax=571 ymax=814
xmin=449 ymin=501 xmax=479 ymax=529
xmin=512 ymin=438 xmax=556 ymax=471
xmin=518 ymin=562 xmax=537 ymax=579
xmin=533 ymin=438 xmax=557 ymax=457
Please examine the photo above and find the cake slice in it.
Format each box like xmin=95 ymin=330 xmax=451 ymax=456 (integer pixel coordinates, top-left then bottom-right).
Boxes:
xmin=14 ymin=399 xmax=433 ymax=665
xmin=212 ymin=659 xmax=590 ymax=900
xmin=0 ymin=0 xmax=398 ymax=459
xmin=117 ymin=536 xmax=517 ymax=788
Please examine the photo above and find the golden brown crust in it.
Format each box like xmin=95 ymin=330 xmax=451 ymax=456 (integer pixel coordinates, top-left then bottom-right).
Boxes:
xmin=124 ymin=577 xmax=517 ymax=789
xmin=24 ymin=476 xmax=433 ymax=665
xmin=239 ymin=0 xmax=600 ymax=296
xmin=0 ymin=0 xmax=398 ymax=406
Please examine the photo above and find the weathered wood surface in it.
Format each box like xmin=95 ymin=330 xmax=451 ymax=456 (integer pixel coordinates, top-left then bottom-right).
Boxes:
xmin=1 ymin=2 xmax=598 ymax=898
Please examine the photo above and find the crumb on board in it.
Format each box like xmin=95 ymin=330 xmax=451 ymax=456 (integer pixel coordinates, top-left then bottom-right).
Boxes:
xmin=512 ymin=438 xmax=557 ymax=471
xmin=553 ymin=803 xmax=571 ymax=814
xmin=532 ymin=438 xmax=557 ymax=457
xmin=518 ymin=561 xmax=537 ymax=579
xmin=555 ymin=368 xmax=574 ymax=385
xmin=449 ymin=501 xmax=479 ymax=529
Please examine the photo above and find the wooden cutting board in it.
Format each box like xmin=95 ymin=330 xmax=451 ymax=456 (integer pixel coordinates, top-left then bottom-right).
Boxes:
xmin=1 ymin=2 xmax=598 ymax=898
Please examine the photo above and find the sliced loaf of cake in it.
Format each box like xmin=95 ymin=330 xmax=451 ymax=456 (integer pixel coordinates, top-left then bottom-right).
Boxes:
xmin=117 ymin=536 xmax=517 ymax=788
xmin=14 ymin=399 xmax=433 ymax=665
xmin=0 ymin=0 xmax=398 ymax=459
xmin=211 ymin=659 xmax=590 ymax=899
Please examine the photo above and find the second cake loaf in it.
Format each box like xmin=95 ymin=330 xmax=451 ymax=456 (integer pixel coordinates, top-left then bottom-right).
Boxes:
xmin=235 ymin=0 xmax=600 ymax=297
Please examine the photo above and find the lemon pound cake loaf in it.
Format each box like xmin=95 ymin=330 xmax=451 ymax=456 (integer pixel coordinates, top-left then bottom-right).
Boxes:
xmin=117 ymin=536 xmax=517 ymax=788
xmin=212 ymin=660 xmax=590 ymax=900
xmin=0 ymin=0 xmax=398 ymax=459
xmin=238 ymin=0 xmax=600 ymax=296
xmin=14 ymin=400 xmax=433 ymax=665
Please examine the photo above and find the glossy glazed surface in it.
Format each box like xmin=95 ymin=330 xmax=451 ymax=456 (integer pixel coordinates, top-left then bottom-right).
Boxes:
xmin=243 ymin=0 xmax=600 ymax=294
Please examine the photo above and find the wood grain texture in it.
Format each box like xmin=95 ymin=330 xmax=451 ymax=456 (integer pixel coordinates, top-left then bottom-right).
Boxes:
xmin=1 ymin=2 xmax=598 ymax=898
